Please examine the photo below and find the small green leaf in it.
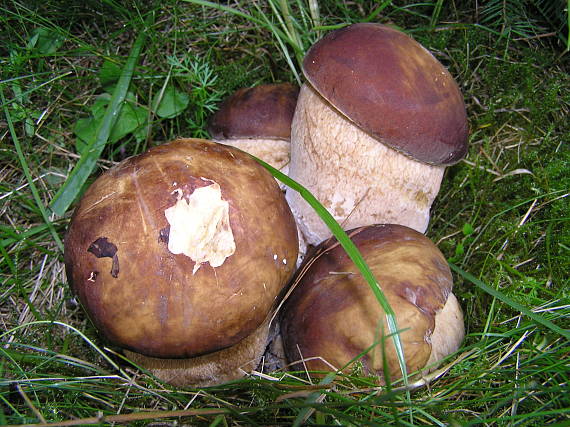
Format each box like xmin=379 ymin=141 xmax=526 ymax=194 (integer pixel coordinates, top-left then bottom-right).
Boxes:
xmin=99 ymin=60 xmax=123 ymax=90
xmin=74 ymin=117 xmax=98 ymax=154
xmin=455 ymin=242 xmax=465 ymax=257
xmin=90 ymin=93 xmax=112 ymax=118
xmin=133 ymin=121 xmax=148 ymax=143
xmin=74 ymin=94 xmax=148 ymax=154
xmin=109 ymin=99 xmax=147 ymax=141
xmin=29 ymin=27 xmax=65 ymax=54
xmin=26 ymin=32 xmax=40 ymax=50
xmin=462 ymin=222 xmax=475 ymax=236
xmin=24 ymin=116 xmax=35 ymax=137
xmin=153 ymin=85 xmax=190 ymax=118
xmin=43 ymin=168 xmax=67 ymax=186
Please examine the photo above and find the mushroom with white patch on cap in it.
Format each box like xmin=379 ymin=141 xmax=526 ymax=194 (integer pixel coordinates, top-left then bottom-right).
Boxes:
xmin=286 ymin=23 xmax=469 ymax=245
xmin=64 ymin=138 xmax=299 ymax=387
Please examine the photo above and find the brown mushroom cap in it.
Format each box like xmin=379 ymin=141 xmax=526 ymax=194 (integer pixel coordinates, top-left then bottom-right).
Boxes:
xmin=280 ymin=224 xmax=464 ymax=380
xmin=64 ymin=138 xmax=298 ymax=360
xmin=208 ymin=83 xmax=299 ymax=141
xmin=303 ymin=23 xmax=468 ymax=165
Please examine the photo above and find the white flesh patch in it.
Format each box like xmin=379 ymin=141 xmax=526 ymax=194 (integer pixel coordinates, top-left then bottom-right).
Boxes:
xmin=164 ymin=183 xmax=235 ymax=273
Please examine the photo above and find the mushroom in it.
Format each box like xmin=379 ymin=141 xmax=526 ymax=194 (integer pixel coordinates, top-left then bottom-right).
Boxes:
xmin=209 ymin=82 xmax=308 ymax=265
xmin=208 ymin=82 xmax=299 ymax=174
xmin=286 ymin=23 xmax=469 ymax=245
xmin=280 ymin=224 xmax=464 ymax=382
xmin=64 ymin=138 xmax=299 ymax=387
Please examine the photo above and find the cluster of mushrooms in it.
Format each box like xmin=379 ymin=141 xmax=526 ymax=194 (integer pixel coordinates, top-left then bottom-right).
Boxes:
xmin=64 ymin=23 xmax=468 ymax=388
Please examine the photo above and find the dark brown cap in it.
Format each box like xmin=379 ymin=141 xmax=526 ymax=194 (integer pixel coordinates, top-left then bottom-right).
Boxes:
xmin=208 ymin=83 xmax=299 ymax=141
xmin=280 ymin=224 xmax=456 ymax=380
xmin=303 ymin=23 xmax=468 ymax=165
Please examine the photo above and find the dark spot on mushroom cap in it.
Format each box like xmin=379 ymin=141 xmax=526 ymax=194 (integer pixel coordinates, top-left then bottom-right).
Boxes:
xmin=158 ymin=226 xmax=170 ymax=245
xmin=87 ymin=237 xmax=119 ymax=278
xmin=303 ymin=23 xmax=468 ymax=165
xmin=87 ymin=237 xmax=117 ymax=258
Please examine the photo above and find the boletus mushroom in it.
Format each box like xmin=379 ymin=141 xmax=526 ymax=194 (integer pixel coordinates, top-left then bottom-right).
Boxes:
xmin=208 ymin=82 xmax=299 ymax=174
xmin=64 ymin=138 xmax=299 ymax=387
xmin=286 ymin=23 xmax=469 ymax=245
xmin=280 ymin=224 xmax=464 ymax=382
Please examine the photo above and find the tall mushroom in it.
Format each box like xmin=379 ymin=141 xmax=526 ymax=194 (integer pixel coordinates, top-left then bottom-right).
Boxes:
xmin=208 ymin=83 xmax=299 ymax=174
xmin=280 ymin=224 xmax=464 ymax=381
xmin=64 ymin=139 xmax=298 ymax=387
xmin=286 ymin=23 xmax=469 ymax=245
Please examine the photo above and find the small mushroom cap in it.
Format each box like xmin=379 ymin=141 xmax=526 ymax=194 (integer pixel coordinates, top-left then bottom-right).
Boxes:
xmin=65 ymin=138 xmax=298 ymax=359
xmin=208 ymin=83 xmax=299 ymax=141
xmin=280 ymin=224 xmax=462 ymax=380
xmin=303 ymin=23 xmax=468 ymax=165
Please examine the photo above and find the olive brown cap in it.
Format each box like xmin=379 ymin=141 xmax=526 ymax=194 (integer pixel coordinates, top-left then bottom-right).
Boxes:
xmin=280 ymin=224 xmax=464 ymax=381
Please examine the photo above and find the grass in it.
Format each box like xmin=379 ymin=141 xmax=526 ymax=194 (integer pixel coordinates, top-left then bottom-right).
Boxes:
xmin=1 ymin=0 xmax=569 ymax=425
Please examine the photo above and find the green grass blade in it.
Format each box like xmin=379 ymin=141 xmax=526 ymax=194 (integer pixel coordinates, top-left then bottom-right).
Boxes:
xmin=292 ymin=373 xmax=336 ymax=427
xmin=364 ymin=0 xmax=395 ymax=23
xmin=181 ymin=0 xmax=266 ymax=27
xmin=0 ymin=224 xmax=51 ymax=246
xmin=182 ymin=0 xmax=305 ymax=80
xmin=1 ymin=320 xmax=128 ymax=377
xmin=567 ymin=0 xmax=570 ymax=50
xmin=49 ymin=19 xmax=150 ymax=216
xmin=0 ymin=89 xmax=64 ymax=253
xmin=449 ymin=263 xmax=570 ymax=340
xmin=255 ymin=158 xmax=409 ymax=385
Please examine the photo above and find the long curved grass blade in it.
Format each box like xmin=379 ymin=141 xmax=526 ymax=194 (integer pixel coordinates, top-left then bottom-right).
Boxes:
xmin=450 ymin=263 xmax=570 ymax=340
xmin=49 ymin=18 xmax=151 ymax=216
xmin=255 ymin=158 xmax=409 ymax=384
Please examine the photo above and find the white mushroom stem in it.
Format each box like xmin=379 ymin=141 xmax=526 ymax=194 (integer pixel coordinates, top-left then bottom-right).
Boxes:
xmin=214 ymin=138 xmax=290 ymax=175
xmin=286 ymin=84 xmax=445 ymax=246
xmin=425 ymin=292 xmax=465 ymax=371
